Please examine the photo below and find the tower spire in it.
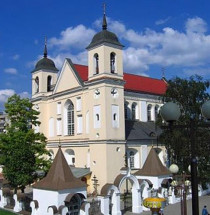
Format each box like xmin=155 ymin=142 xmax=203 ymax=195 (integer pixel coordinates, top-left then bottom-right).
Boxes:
xmin=102 ymin=3 xmax=107 ymax=30
xmin=44 ymin=36 xmax=48 ymax=58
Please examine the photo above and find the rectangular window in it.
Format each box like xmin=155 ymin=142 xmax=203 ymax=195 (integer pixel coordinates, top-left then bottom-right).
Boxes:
xmin=76 ymin=97 xmax=82 ymax=112
xmin=57 ymin=118 xmax=62 ymax=136
xmin=57 ymin=102 xmax=61 ymax=115
xmin=77 ymin=115 xmax=83 ymax=134
xmin=93 ymin=105 xmax=101 ymax=128
xmin=112 ymin=105 xmax=119 ymax=128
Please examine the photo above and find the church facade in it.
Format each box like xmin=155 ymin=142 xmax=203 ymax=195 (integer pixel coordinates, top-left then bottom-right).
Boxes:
xmin=31 ymin=13 xmax=167 ymax=193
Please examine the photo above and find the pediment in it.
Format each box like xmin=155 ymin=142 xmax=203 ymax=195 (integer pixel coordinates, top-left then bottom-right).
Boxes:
xmin=54 ymin=58 xmax=83 ymax=93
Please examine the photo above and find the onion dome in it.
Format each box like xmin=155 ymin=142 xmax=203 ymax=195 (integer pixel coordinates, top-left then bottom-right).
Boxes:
xmin=86 ymin=13 xmax=124 ymax=50
xmin=32 ymin=39 xmax=58 ymax=73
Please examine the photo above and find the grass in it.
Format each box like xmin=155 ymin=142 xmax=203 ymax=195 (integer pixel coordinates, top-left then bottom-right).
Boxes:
xmin=0 ymin=209 xmax=16 ymax=215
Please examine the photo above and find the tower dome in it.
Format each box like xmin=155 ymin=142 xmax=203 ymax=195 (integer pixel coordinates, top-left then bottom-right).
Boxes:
xmin=86 ymin=14 xmax=124 ymax=50
xmin=32 ymin=40 xmax=58 ymax=73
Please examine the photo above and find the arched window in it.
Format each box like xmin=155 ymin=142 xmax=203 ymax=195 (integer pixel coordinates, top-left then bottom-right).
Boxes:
xmin=110 ymin=52 xmax=116 ymax=73
xmin=124 ymin=103 xmax=128 ymax=119
xmin=127 ymin=149 xmax=139 ymax=169
xmin=47 ymin=75 xmax=52 ymax=92
xmin=155 ymin=105 xmax=159 ymax=121
xmin=94 ymin=53 xmax=99 ymax=74
xmin=35 ymin=77 xmax=39 ymax=93
xmin=65 ymin=149 xmax=75 ymax=165
xmin=67 ymin=102 xmax=74 ymax=136
xmin=147 ymin=104 xmax=152 ymax=121
xmin=132 ymin=103 xmax=137 ymax=120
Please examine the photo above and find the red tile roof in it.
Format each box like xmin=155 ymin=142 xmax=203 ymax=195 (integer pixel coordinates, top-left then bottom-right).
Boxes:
xmin=74 ymin=64 xmax=88 ymax=81
xmin=74 ymin=64 xmax=167 ymax=95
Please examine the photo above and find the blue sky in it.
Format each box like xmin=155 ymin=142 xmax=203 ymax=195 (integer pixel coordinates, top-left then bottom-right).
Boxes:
xmin=1 ymin=0 xmax=210 ymax=110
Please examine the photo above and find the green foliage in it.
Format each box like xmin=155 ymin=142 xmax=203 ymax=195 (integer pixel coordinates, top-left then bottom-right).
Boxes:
xmin=158 ymin=76 xmax=210 ymax=184
xmin=0 ymin=208 xmax=16 ymax=214
xmin=0 ymin=94 xmax=51 ymax=192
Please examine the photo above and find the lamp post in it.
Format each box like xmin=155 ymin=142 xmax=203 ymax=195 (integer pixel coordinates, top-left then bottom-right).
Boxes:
xmin=160 ymin=101 xmax=210 ymax=215
xmin=169 ymin=164 xmax=191 ymax=215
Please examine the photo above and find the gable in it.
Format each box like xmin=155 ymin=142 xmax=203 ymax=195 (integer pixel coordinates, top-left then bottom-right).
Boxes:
xmin=54 ymin=58 xmax=83 ymax=94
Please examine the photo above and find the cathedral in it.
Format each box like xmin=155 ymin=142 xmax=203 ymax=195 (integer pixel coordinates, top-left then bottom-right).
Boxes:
xmin=31 ymin=13 xmax=167 ymax=194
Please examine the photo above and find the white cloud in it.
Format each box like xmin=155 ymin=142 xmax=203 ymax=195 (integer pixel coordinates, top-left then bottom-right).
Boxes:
xmin=185 ymin=17 xmax=207 ymax=34
xmin=19 ymin=91 xmax=31 ymax=99
xmin=49 ymin=25 xmax=96 ymax=50
xmin=0 ymin=89 xmax=15 ymax=103
xmin=0 ymin=89 xmax=31 ymax=110
xmin=29 ymin=16 xmax=210 ymax=77
xmin=4 ymin=68 xmax=18 ymax=75
xmin=12 ymin=54 xmax=20 ymax=60
xmin=94 ymin=17 xmax=126 ymax=37
xmin=105 ymin=17 xmax=210 ymax=74
xmin=48 ymin=51 xmax=88 ymax=70
xmin=155 ymin=17 xmax=171 ymax=25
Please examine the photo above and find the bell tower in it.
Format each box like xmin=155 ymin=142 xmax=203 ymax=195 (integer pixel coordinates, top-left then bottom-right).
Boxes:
xmin=31 ymin=38 xmax=59 ymax=98
xmin=86 ymin=12 xmax=124 ymax=82
xmin=85 ymin=11 xmax=126 ymax=189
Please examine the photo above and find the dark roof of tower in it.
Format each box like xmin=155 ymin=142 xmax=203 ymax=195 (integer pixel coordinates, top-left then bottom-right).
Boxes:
xmin=86 ymin=13 xmax=123 ymax=50
xmin=135 ymin=148 xmax=171 ymax=176
xmin=33 ymin=147 xmax=86 ymax=191
xmin=31 ymin=39 xmax=59 ymax=73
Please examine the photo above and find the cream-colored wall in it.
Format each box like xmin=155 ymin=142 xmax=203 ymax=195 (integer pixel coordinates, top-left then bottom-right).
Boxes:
xmin=88 ymin=45 xmax=123 ymax=80
xmin=55 ymin=61 xmax=82 ymax=93
xmin=34 ymin=80 xmax=125 ymax=142
xmin=32 ymin=70 xmax=57 ymax=97
xmin=106 ymin=144 xmax=125 ymax=183
xmin=87 ymin=83 xmax=125 ymax=141
xmin=48 ymin=146 xmax=89 ymax=168
xmin=88 ymin=143 xmax=125 ymax=192
xmin=31 ymin=40 xmax=166 ymax=194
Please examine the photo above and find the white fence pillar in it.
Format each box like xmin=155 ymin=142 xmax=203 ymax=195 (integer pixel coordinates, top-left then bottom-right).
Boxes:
xmin=30 ymin=200 xmax=39 ymax=215
xmin=112 ymin=192 xmax=121 ymax=215
xmin=80 ymin=202 xmax=90 ymax=215
xmin=98 ymin=196 xmax=109 ymax=215
xmin=13 ymin=194 xmax=22 ymax=212
xmin=132 ymin=188 xmax=143 ymax=213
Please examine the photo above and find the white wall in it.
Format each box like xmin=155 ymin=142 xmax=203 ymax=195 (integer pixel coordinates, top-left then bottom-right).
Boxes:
xmin=140 ymin=101 xmax=147 ymax=122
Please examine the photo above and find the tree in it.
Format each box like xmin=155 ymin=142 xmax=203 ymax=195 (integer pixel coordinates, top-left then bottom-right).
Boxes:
xmin=0 ymin=94 xmax=51 ymax=192
xmin=158 ymin=75 xmax=210 ymax=185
